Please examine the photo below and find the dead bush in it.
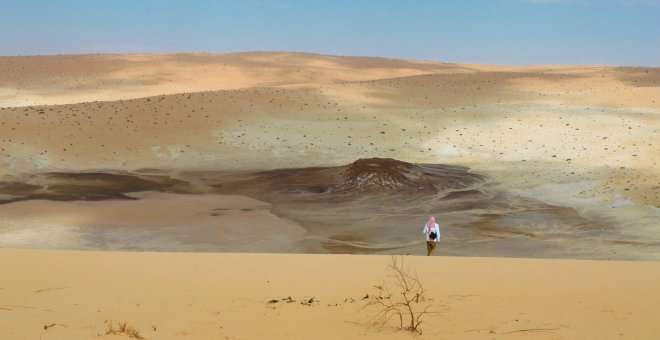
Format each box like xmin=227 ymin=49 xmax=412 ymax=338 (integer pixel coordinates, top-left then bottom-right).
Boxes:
xmin=364 ymin=256 xmax=432 ymax=334
xmin=105 ymin=320 xmax=144 ymax=339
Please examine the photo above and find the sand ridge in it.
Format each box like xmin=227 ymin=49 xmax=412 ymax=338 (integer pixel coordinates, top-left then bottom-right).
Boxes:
xmin=0 ymin=52 xmax=452 ymax=107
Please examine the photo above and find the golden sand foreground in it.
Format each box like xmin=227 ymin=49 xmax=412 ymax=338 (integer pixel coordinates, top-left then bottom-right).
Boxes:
xmin=1 ymin=249 xmax=659 ymax=339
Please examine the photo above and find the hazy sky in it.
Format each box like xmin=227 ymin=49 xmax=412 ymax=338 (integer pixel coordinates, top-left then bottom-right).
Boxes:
xmin=1 ymin=0 xmax=658 ymax=66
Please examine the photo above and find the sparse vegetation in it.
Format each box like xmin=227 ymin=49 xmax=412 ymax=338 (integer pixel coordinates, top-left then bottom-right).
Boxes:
xmin=364 ymin=256 xmax=433 ymax=335
xmin=105 ymin=320 xmax=144 ymax=339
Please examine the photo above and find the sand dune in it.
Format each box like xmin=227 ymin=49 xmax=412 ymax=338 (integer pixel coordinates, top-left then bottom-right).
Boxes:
xmin=1 ymin=249 xmax=660 ymax=339
xmin=0 ymin=52 xmax=452 ymax=107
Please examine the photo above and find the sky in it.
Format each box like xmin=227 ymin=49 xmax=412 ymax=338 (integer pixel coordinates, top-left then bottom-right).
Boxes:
xmin=0 ymin=0 xmax=658 ymax=66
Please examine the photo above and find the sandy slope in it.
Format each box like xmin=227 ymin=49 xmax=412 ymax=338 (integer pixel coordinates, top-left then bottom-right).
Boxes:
xmin=0 ymin=52 xmax=451 ymax=107
xmin=1 ymin=249 xmax=659 ymax=339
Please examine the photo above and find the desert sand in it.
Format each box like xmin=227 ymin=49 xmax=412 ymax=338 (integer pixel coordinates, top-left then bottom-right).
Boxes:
xmin=1 ymin=52 xmax=658 ymax=258
xmin=1 ymin=249 xmax=660 ymax=339
xmin=0 ymin=53 xmax=657 ymax=204
xmin=1 ymin=52 xmax=659 ymax=338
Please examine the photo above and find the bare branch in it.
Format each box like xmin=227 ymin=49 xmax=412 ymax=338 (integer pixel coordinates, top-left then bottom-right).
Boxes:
xmin=363 ymin=255 xmax=435 ymax=334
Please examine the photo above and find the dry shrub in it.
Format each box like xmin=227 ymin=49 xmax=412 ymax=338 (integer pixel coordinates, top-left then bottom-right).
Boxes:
xmin=105 ymin=320 xmax=144 ymax=339
xmin=364 ymin=256 xmax=433 ymax=334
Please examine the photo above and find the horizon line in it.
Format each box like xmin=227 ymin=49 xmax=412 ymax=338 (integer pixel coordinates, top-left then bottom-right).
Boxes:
xmin=0 ymin=50 xmax=657 ymax=69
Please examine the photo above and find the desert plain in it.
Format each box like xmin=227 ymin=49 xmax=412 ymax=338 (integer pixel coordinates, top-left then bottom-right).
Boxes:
xmin=0 ymin=52 xmax=659 ymax=338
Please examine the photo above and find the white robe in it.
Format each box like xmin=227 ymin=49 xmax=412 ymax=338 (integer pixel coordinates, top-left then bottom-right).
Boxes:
xmin=422 ymin=223 xmax=440 ymax=242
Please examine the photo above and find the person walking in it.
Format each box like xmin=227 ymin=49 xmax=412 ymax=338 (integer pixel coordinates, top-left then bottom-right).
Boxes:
xmin=423 ymin=216 xmax=440 ymax=256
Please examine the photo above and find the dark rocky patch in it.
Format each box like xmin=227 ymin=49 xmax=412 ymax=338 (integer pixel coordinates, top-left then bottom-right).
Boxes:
xmin=0 ymin=172 xmax=188 ymax=204
xmin=0 ymin=182 xmax=42 ymax=195
xmin=194 ymin=157 xmax=485 ymax=201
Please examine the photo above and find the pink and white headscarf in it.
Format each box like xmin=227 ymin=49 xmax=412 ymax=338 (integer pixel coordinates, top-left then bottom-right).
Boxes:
xmin=426 ymin=216 xmax=436 ymax=235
